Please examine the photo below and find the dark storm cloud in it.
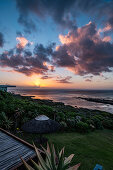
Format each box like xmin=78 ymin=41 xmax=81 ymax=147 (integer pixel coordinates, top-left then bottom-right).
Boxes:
xmin=24 ymin=50 xmax=32 ymax=57
xmin=16 ymin=0 xmax=77 ymax=31
xmin=18 ymin=15 xmax=37 ymax=34
xmin=52 ymin=22 xmax=113 ymax=76
xmin=0 ymin=43 xmax=55 ymax=76
xmin=0 ymin=32 xmax=4 ymax=47
xmin=77 ymin=0 xmax=113 ymax=31
xmin=16 ymin=0 xmax=113 ymax=32
xmin=33 ymin=43 xmax=55 ymax=62
xmin=56 ymin=76 xmax=72 ymax=83
xmin=53 ymin=45 xmax=76 ymax=67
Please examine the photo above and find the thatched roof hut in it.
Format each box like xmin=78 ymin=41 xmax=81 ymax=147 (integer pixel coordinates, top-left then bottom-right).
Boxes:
xmin=21 ymin=115 xmax=60 ymax=134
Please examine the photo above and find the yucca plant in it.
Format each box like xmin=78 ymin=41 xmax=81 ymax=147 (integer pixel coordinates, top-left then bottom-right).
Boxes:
xmin=21 ymin=143 xmax=80 ymax=170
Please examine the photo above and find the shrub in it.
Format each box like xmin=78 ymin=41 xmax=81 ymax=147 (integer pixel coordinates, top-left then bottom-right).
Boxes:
xmin=101 ymin=111 xmax=110 ymax=117
xmin=60 ymin=121 xmax=67 ymax=131
xmin=102 ymin=119 xmax=113 ymax=129
xmin=66 ymin=118 xmax=75 ymax=128
xmin=76 ymin=121 xmax=89 ymax=133
xmin=66 ymin=111 xmax=77 ymax=119
xmin=57 ymin=112 xmax=65 ymax=121
xmin=93 ymin=115 xmax=104 ymax=121
xmin=38 ymin=105 xmax=54 ymax=119
xmin=92 ymin=117 xmax=103 ymax=130
xmin=86 ymin=119 xmax=94 ymax=125
xmin=86 ymin=119 xmax=95 ymax=131
xmin=81 ymin=117 xmax=87 ymax=122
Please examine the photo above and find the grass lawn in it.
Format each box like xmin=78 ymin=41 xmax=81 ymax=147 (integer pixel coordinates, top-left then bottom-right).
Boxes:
xmin=16 ymin=129 xmax=113 ymax=170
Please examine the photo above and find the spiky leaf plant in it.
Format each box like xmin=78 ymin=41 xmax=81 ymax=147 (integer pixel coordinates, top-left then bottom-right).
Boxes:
xmin=21 ymin=143 xmax=80 ymax=170
xmin=0 ymin=112 xmax=13 ymax=129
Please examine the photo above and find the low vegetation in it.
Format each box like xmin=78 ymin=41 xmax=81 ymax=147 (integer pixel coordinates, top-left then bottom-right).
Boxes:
xmin=0 ymin=90 xmax=113 ymax=133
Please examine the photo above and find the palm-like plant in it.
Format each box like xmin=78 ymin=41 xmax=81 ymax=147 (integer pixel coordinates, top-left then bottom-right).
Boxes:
xmin=0 ymin=112 xmax=13 ymax=130
xmin=21 ymin=143 xmax=80 ymax=170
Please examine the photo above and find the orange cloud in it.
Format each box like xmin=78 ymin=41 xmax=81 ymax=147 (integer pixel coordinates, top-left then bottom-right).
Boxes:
xmin=16 ymin=37 xmax=28 ymax=48
xmin=59 ymin=33 xmax=75 ymax=44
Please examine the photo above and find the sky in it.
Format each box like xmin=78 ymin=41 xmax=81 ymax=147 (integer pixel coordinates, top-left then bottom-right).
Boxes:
xmin=0 ymin=0 xmax=113 ymax=89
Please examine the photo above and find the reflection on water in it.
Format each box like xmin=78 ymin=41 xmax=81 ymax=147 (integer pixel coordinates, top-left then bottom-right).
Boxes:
xmin=8 ymin=88 xmax=113 ymax=114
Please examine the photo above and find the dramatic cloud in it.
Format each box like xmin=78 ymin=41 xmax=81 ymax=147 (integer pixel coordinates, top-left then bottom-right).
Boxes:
xmin=56 ymin=76 xmax=72 ymax=83
xmin=0 ymin=32 xmax=4 ymax=47
xmin=16 ymin=0 xmax=113 ymax=34
xmin=1 ymin=21 xmax=113 ymax=79
xmin=52 ymin=22 xmax=113 ymax=76
xmin=16 ymin=0 xmax=77 ymax=32
xmin=0 ymin=43 xmax=55 ymax=76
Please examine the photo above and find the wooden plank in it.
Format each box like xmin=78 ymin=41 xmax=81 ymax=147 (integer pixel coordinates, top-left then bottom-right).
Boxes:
xmin=0 ymin=128 xmax=34 ymax=149
xmin=0 ymin=128 xmax=44 ymax=153
xmin=0 ymin=129 xmax=36 ymax=170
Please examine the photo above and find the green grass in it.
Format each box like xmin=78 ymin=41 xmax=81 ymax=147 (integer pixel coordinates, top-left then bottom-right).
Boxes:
xmin=16 ymin=129 xmax=113 ymax=170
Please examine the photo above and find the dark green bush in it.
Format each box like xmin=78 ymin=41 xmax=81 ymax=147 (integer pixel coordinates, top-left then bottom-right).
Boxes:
xmin=66 ymin=111 xmax=77 ymax=119
xmin=60 ymin=121 xmax=67 ymax=131
xmin=57 ymin=112 xmax=65 ymax=121
xmin=92 ymin=117 xmax=103 ymax=130
xmin=76 ymin=121 xmax=89 ymax=133
xmin=38 ymin=105 xmax=54 ymax=119
xmin=86 ymin=119 xmax=94 ymax=125
xmin=66 ymin=118 xmax=75 ymax=128
xmin=102 ymin=119 xmax=113 ymax=129
xmin=93 ymin=115 xmax=104 ymax=121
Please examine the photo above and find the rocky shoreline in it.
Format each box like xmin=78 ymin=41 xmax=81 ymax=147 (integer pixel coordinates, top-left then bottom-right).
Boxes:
xmin=77 ymin=97 xmax=113 ymax=105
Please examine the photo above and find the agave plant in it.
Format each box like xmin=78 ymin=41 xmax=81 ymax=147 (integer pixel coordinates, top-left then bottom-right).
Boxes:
xmin=21 ymin=143 xmax=80 ymax=170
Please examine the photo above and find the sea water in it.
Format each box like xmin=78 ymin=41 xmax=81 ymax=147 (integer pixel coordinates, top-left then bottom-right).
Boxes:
xmin=8 ymin=88 xmax=113 ymax=114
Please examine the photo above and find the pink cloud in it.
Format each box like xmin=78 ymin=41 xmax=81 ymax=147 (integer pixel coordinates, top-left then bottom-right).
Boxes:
xmin=53 ymin=22 xmax=113 ymax=76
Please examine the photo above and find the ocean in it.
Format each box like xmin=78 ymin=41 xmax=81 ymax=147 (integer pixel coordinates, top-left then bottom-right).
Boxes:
xmin=8 ymin=88 xmax=113 ymax=114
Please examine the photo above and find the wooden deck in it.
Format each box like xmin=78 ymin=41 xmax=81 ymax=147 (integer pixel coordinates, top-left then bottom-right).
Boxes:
xmin=0 ymin=129 xmax=36 ymax=170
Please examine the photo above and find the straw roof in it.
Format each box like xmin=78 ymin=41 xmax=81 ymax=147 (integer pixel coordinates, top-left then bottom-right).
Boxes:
xmin=21 ymin=115 xmax=60 ymax=134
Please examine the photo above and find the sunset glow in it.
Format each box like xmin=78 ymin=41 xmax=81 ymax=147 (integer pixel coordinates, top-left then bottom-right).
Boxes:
xmin=0 ymin=0 xmax=113 ymax=89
